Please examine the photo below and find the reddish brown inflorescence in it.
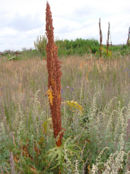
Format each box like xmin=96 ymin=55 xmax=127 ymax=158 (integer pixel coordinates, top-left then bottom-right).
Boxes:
xmin=106 ymin=22 xmax=110 ymax=56
xmin=46 ymin=2 xmax=63 ymax=146
xmin=99 ymin=18 xmax=103 ymax=57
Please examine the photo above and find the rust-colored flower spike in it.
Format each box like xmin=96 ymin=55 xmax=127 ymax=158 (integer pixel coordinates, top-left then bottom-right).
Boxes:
xmin=99 ymin=18 xmax=103 ymax=57
xmin=106 ymin=22 xmax=110 ymax=56
xmin=46 ymin=2 xmax=63 ymax=146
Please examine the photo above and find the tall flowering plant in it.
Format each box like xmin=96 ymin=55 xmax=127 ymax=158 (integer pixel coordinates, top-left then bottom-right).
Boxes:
xmin=46 ymin=2 xmax=63 ymax=147
xmin=99 ymin=18 xmax=102 ymax=57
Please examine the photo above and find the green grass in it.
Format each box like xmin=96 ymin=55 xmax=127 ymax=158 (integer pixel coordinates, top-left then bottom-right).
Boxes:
xmin=0 ymin=55 xmax=130 ymax=173
xmin=0 ymin=49 xmax=42 ymax=61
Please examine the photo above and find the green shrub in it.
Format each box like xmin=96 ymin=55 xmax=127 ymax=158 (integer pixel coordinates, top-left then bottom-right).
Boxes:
xmin=34 ymin=35 xmax=47 ymax=56
xmin=34 ymin=37 xmax=99 ymax=57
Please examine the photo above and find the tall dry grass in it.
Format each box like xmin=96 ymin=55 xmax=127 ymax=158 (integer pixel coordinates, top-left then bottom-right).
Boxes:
xmin=0 ymin=55 xmax=130 ymax=173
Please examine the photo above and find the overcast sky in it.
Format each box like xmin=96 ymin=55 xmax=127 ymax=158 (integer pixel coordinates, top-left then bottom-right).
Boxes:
xmin=0 ymin=0 xmax=130 ymax=51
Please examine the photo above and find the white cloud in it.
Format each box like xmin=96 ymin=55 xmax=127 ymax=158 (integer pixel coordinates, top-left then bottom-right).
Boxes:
xmin=0 ymin=0 xmax=130 ymax=51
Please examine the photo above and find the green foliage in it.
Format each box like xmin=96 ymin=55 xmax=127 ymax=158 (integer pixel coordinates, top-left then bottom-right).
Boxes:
xmin=34 ymin=35 xmax=47 ymax=56
xmin=1 ymin=38 xmax=130 ymax=61
xmin=1 ymin=49 xmax=41 ymax=61
xmin=109 ymin=44 xmax=130 ymax=55
xmin=33 ymin=36 xmax=130 ymax=58
xmin=56 ymin=38 xmax=99 ymax=56
xmin=47 ymin=138 xmax=81 ymax=173
xmin=34 ymin=36 xmax=99 ymax=57
xmin=96 ymin=47 xmax=112 ymax=57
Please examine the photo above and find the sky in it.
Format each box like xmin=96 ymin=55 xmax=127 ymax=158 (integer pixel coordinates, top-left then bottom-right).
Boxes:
xmin=0 ymin=0 xmax=130 ymax=51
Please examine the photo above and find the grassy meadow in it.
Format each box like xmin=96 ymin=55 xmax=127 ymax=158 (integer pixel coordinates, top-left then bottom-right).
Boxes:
xmin=0 ymin=53 xmax=130 ymax=173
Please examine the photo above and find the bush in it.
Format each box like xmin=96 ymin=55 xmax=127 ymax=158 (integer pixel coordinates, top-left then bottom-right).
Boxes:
xmin=34 ymin=35 xmax=47 ymax=56
xmin=34 ymin=36 xmax=100 ymax=57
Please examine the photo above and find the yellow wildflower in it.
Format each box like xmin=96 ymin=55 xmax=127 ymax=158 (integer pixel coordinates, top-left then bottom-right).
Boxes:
xmin=66 ymin=100 xmax=83 ymax=113
xmin=47 ymin=88 xmax=53 ymax=105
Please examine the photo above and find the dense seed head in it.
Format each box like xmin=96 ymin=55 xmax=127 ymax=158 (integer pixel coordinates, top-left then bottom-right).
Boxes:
xmin=46 ymin=2 xmax=63 ymax=146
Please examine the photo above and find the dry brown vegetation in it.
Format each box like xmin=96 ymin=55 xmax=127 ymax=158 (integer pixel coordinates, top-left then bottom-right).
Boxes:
xmin=0 ymin=55 xmax=129 ymax=108
xmin=0 ymin=55 xmax=130 ymax=173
